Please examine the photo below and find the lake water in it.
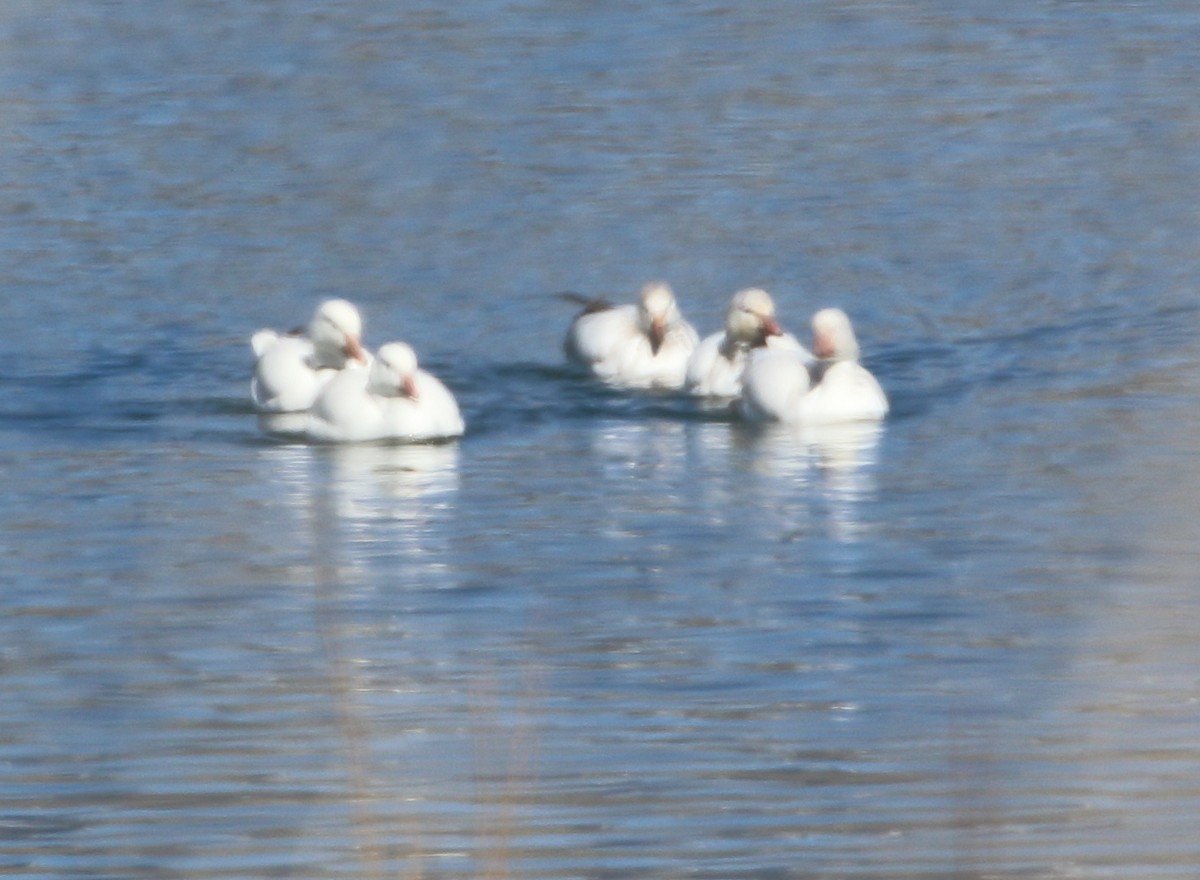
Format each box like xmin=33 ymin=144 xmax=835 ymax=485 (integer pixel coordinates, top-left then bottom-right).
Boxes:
xmin=3 ymin=1 xmax=1200 ymax=877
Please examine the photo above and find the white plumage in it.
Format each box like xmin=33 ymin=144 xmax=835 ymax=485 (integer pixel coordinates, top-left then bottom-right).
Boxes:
xmin=250 ymin=299 xmax=369 ymax=413
xmin=304 ymin=342 xmax=464 ymax=443
xmin=564 ymin=282 xmax=699 ymax=390
xmin=685 ymin=288 xmax=810 ymax=398
xmin=738 ymin=308 xmax=887 ymax=424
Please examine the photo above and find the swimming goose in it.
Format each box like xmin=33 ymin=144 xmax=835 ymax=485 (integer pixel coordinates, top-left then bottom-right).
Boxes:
xmin=685 ymin=287 xmax=810 ymax=398
xmin=801 ymin=308 xmax=888 ymax=423
xmin=563 ymin=281 xmax=699 ymax=390
xmin=736 ymin=344 xmax=813 ymax=423
xmin=251 ymin=299 xmax=369 ymax=413
xmin=738 ymin=307 xmax=887 ymax=424
xmin=305 ymin=341 xmax=464 ymax=443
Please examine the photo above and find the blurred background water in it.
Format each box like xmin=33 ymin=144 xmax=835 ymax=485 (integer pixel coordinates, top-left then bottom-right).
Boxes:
xmin=2 ymin=1 xmax=1200 ymax=877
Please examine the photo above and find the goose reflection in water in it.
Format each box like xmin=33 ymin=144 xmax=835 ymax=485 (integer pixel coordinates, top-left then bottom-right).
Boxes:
xmin=726 ymin=419 xmax=884 ymax=545
xmin=326 ymin=443 xmax=461 ymax=586
xmin=740 ymin=419 xmax=883 ymax=477
xmin=328 ymin=442 xmax=460 ymax=516
xmin=802 ymin=421 xmax=884 ymax=546
xmin=257 ymin=441 xmax=460 ymax=587
xmin=258 ymin=442 xmax=459 ymax=517
xmin=589 ymin=418 xmax=690 ymax=483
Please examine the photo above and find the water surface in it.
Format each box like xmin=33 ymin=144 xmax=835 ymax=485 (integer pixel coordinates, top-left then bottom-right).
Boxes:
xmin=3 ymin=2 xmax=1200 ymax=878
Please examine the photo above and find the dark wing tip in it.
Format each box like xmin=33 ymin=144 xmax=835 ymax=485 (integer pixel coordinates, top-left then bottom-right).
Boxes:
xmin=556 ymin=291 xmax=613 ymax=315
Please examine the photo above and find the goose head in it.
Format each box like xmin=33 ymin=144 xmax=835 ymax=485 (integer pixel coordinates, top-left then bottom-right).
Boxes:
xmin=370 ymin=342 xmax=421 ymax=400
xmin=309 ymin=299 xmax=367 ymax=368
xmin=811 ymin=308 xmax=860 ymax=362
xmin=725 ymin=288 xmax=783 ymax=350
xmin=637 ymin=282 xmax=681 ymax=355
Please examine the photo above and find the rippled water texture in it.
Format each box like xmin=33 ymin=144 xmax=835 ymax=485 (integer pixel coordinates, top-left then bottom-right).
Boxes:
xmin=3 ymin=2 xmax=1200 ymax=878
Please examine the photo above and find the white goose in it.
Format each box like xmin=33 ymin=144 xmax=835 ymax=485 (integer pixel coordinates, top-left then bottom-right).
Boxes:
xmin=563 ymin=281 xmax=699 ymax=390
xmin=251 ymin=299 xmax=369 ymax=413
xmin=304 ymin=342 xmax=464 ymax=443
xmin=738 ymin=307 xmax=888 ymax=424
xmin=685 ymin=288 xmax=810 ymax=398
xmin=736 ymin=344 xmax=813 ymax=424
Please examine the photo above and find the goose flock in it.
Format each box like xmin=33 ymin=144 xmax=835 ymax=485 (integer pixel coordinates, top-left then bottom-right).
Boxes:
xmin=249 ymin=299 xmax=463 ymax=443
xmin=249 ymin=284 xmax=887 ymax=444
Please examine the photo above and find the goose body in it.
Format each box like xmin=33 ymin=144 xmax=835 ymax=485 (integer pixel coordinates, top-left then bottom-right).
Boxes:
xmin=564 ymin=282 xmax=699 ymax=390
xmin=251 ymin=299 xmax=368 ymax=413
xmin=796 ymin=358 xmax=889 ymax=423
xmin=685 ymin=288 xmax=810 ymax=398
xmin=737 ymin=308 xmax=887 ymax=424
xmin=305 ymin=342 xmax=464 ymax=443
xmin=736 ymin=345 xmax=813 ymax=423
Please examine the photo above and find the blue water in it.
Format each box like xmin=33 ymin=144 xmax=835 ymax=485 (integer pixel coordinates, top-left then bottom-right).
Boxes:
xmin=3 ymin=2 xmax=1200 ymax=877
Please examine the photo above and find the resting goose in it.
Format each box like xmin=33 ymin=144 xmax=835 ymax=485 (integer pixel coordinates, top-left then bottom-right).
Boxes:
xmin=251 ymin=299 xmax=369 ymax=413
xmin=304 ymin=342 xmax=464 ymax=443
xmin=563 ymin=281 xmax=699 ymax=390
xmin=738 ymin=307 xmax=887 ymax=424
xmin=685 ymin=287 xmax=810 ymax=398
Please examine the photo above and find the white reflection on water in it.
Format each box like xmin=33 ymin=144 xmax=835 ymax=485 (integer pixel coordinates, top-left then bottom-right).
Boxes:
xmin=327 ymin=442 xmax=461 ymax=519
xmin=589 ymin=417 xmax=690 ymax=482
xmin=689 ymin=419 xmax=884 ymax=546
xmin=579 ymin=416 xmax=882 ymax=553
xmin=742 ymin=419 xmax=883 ymax=480
xmin=258 ymin=441 xmax=459 ymax=518
xmin=257 ymin=442 xmax=323 ymax=530
xmin=806 ymin=422 xmax=884 ymax=546
xmin=256 ymin=441 xmax=461 ymax=588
